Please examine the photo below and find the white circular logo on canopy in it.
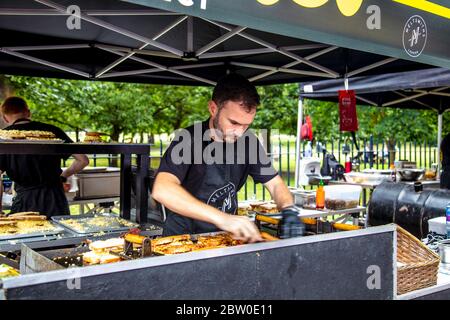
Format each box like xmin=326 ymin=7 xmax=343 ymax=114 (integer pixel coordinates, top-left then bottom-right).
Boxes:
xmin=402 ymin=15 xmax=427 ymax=58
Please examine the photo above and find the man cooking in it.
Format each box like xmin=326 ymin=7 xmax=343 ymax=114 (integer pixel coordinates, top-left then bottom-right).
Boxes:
xmin=152 ymin=73 xmax=304 ymax=242
xmin=0 ymin=96 xmax=89 ymax=216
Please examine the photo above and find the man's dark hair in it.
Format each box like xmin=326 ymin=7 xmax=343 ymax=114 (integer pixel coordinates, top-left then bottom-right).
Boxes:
xmin=212 ymin=73 xmax=260 ymax=111
xmin=1 ymin=96 xmax=29 ymax=115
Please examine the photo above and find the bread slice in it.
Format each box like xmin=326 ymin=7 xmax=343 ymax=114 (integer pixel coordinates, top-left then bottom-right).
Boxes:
xmin=151 ymin=234 xmax=191 ymax=246
xmin=8 ymin=212 xmax=40 ymax=217
xmin=0 ymin=220 xmax=17 ymax=227
xmin=259 ymin=203 xmax=278 ymax=213
xmin=99 ymin=253 xmax=121 ymax=264
xmin=82 ymin=251 xmax=121 ymax=265
xmin=82 ymin=251 xmax=101 ymax=265
xmin=0 ymin=216 xmax=47 ymax=221
xmin=89 ymin=238 xmax=124 ymax=254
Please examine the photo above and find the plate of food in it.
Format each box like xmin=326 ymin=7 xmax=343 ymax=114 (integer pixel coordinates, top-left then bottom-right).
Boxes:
xmin=248 ymin=200 xmax=279 ymax=214
xmin=83 ymin=132 xmax=109 ymax=143
xmin=151 ymin=233 xmax=246 ymax=255
xmin=0 ymin=212 xmax=64 ymax=240
xmin=0 ymin=129 xmax=64 ymax=143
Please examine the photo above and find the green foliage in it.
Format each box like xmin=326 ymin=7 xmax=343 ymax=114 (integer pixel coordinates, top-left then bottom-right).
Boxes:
xmin=2 ymin=75 xmax=444 ymax=145
xmin=253 ymin=84 xmax=298 ymax=133
xmin=5 ymin=76 xmax=211 ymax=141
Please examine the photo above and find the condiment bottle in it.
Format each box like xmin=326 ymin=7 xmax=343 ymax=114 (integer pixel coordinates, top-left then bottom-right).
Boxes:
xmin=345 ymin=156 xmax=352 ymax=173
xmin=316 ymin=179 xmax=325 ymax=209
xmin=390 ymin=164 xmax=396 ymax=182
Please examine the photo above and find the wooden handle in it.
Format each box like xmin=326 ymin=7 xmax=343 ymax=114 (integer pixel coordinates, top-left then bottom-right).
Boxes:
xmin=255 ymin=215 xmax=280 ymax=225
xmin=124 ymin=233 xmax=147 ymax=244
xmin=332 ymin=223 xmax=361 ymax=231
xmin=256 ymin=215 xmax=318 ymax=226
xmin=260 ymin=231 xmax=279 ymax=241
xmin=301 ymin=218 xmax=317 ymax=225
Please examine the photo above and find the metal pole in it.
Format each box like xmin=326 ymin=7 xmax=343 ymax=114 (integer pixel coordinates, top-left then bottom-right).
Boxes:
xmin=295 ymin=97 xmax=303 ymax=189
xmin=437 ymin=112 xmax=443 ymax=179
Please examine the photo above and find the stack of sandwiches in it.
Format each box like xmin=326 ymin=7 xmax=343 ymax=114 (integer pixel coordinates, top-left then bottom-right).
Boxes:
xmin=0 ymin=130 xmax=60 ymax=141
xmin=83 ymin=132 xmax=104 ymax=143
xmin=82 ymin=238 xmax=125 ymax=265
xmin=249 ymin=201 xmax=279 ymax=214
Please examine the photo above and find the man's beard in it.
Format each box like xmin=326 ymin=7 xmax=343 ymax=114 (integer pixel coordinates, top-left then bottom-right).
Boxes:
xmin=212 ymin=112 xmax=238 ymax=143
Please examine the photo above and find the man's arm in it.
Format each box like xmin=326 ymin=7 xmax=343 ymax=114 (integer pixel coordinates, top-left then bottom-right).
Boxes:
xmin=61 ymin=154 xmax=89 ymax=178
xmin=264 ymin=175 xmax=295 ymax=210
xmin=152 ymin=172 xmax=262 ymax=242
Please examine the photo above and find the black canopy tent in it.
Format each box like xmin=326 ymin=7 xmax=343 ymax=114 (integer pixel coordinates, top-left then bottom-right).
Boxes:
xmin=0 ymin=0 xmax=448 ymax=193
xmin=299 ymin=67 xmax=450 ymax=111
xmin=0 ymin=1 xmax=449 ymax=301
xmin=298 ymin=67 xmax=450 ymax=183
xmin=0 ymin=0 xmax=448 ymax=86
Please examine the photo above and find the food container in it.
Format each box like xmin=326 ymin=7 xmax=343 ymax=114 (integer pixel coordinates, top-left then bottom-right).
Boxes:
xmin=291 ymin=190 xmax=316 ymax=209
xmin=424 ymin=168 xmax=437 ymax=180
xmin=75 ymin=167 xmax=120 ymax=199
xmin=323 ymin=185 xmax=362 ymax=210
xmin=344 ymin=172 xmax=392 ymax=185
xmin=397 ymin=169 xmax=425 ymax=182
xmin=361 ymin=169 xmax=393 ymax=175
xmin=438 ymin=239 xmax=450 ymax=266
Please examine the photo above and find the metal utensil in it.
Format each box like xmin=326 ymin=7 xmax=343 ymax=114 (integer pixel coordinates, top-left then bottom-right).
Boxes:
xmin=438 ymin=239 xmax=450 ymax=265
xmin=397 ymin=169 xmax=425 ymax=181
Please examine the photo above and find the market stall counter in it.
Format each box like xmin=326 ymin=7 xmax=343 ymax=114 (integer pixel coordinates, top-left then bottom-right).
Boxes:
xmin=1 ymin=225 xmax=397 ymax=300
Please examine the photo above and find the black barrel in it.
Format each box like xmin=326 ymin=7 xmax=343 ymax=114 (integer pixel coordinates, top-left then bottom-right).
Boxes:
xmin=368 ymin=182 xmax=450 ymax=239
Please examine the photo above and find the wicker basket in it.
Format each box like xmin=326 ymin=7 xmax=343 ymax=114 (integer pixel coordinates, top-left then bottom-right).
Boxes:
xmin=396 ymin=224 xmax=440 ymax=295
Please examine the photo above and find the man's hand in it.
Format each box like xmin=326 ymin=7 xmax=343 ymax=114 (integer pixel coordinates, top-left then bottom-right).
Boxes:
xmin=153 ymin=173 xmax=263 ymax=243
xmin=278 ymin=206 xmax=305 ymax=239
xmin=61 ymin=154 xmax=89 ymax=178
xmin=214 ymin=213 xmax=263 ymax=243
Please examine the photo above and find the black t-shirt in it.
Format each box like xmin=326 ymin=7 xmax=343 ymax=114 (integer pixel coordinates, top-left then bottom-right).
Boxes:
xmin=0 ymin=120 xmax=73 ymax=188
xmin=157 ymin=119 xmax=277 ymax=234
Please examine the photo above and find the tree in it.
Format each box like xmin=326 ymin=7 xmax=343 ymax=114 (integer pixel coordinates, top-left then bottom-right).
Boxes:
xmin=6 ymin=76 xmax=91 ymax=140
xmin=5 ymin=76 xmax=212 ymax=142
xmin=2 ymin=74 xmax=445 ymax=154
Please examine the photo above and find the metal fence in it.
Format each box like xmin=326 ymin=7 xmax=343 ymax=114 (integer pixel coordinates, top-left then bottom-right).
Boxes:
xmin=76 ymin=135 xmax=438 ymax=201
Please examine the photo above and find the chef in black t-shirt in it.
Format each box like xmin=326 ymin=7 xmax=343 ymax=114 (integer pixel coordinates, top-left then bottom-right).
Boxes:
xmin=0 ymin=96 xmax=89 ymax=217
xmin=441 ymin=133 xmax=450 ymax=189
xmin=152 ymin=74 xmax=304 ymax=242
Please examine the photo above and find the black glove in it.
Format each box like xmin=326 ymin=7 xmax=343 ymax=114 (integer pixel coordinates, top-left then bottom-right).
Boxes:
xmin=278 ymin=206 xmax=305 ymax=239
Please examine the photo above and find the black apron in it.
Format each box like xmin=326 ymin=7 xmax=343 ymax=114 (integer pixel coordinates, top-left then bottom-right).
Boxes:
xmin=163 ymin=150 xmax=238 ymax=236
xmin=8 ymin=118 xmax=70 ymax=217
xmin=12 ymin=183 xmax=70 ymax=217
